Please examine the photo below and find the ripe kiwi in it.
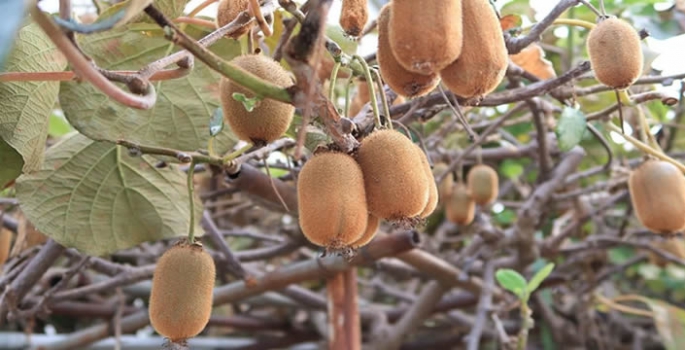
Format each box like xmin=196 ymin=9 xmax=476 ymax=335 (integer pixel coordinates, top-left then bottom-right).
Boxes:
xmin=220 ymin=55 xmax=295 ymax=145
xmin=351 ymin=214 xmax=380 ymax=249
xmin=0 ymin=229 xmax=12 ymax=268
xmin=377 ymin=4 xmax=440 ymax=97
xmin=216 ymin=0 xmax=253 ymax=38
xmin=586 ymin=17 xmax=643 ymax=89
xmin=388 ymin=0 xmax=463 ymax=75
xmin=357 ymin=129 xmax=430 ymax=221
xmin=440 ymin=0 xmax=508 ymax=100
xmin=446 ymin=182 xmax=475 ymax=225
xmin=297 ymin=152 xmax=369 ymax=249
xmin=340 ymin=0 xmax=368 ymax=37
xmin=648 ymin=237 xmax=685 ymax=267
xmin=467 ymin=164 xmax=499 ymax=206
xmin=432 ymin=163 xmax=454 ymax=205
xmin=149 ymin=241 xmax=216 ymax=342
xmin=415 ymin=145 xmax=438 ymax=218
xmin=628 ymin=159 xmax=685 ymax=234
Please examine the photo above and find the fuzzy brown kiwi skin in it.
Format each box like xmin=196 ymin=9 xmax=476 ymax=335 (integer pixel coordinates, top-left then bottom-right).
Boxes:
xmin=340 ymin=0 xmax=368 ymax=37
xmin=220 ymin=55 xmax=295 ymax=145
xmin=351 ymin=214 xmax=380 ymax=249
xmin=467 ymin=164 xmax=499 ymax=206
xmin=415 ymin=145 xmax=438 ymax=218
xmin=440 ymin=0 xmax=508 ymax=100
xmin=376 ymin=4 xmax=440 ymax=98
xmin=357 ymin=129 xmax=430 ymax=221
xmin=388 ymin=0 xmax=463 ymax=75
xmin=216 ymin=0 xmax=253 ymax=39
xmin=446 ymin=182 xmax=475 ymax=225
xmin=587 ymin=17 xmax=643 ymax=89
xmin=628 ymin=159 xmax=685 ymax=234
xmin=298 ymin=152 xmax=369 ymax=249
xmin=0 ymin=229 xmax=12 ymax=268
xmin=149 ymin=241 xmax=216 ymax=342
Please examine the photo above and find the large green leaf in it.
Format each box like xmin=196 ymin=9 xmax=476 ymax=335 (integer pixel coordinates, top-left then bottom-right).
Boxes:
xmin=59 ymin=25 xmax=240 ymax=157
xmin=15 ymin=133 xmax=203 ymax=256
xmin=556 ymin=106 xmax=587 ymax=152
xmin=0 ymin=21 xmax=68 ymax=173
xmin=0 ymin=138 xmax=23 ymax=188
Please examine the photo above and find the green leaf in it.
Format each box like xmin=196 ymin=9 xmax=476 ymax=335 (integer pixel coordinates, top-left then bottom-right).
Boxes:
xmin=232 ymin=92 xmax=260 ymax=112
xmin=209 ymin=108 xmax=224 ymax=137
xmin=0 ymin=21 xmax=68 ymax=173
xmin=59 ymin=26 xmax=240 ymax=157
xmin=0 ymin=138 xmax=24 ymax=188
xmin=526 ymin=263 xmax=555 ymax=294
xmin=48 ymin=113 xmax=74 ymax=138
xmin=15 ymin=133 xmax=203 ymax=256
xmin=556 ymin=106 xmax=587 ymax=152
xmin=499 ymin=159 xmax=524 ymax=179
xmin=640 ymin=298 xmax=685 ymax=350
xmin=495 ymin=269 xmax=527 ymax=300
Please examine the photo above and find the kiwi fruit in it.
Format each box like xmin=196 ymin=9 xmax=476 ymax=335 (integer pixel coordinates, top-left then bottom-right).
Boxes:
xmin=415 ymin=145 xmax=438 ymax=218
xmin=440 ymin=0 xmax=508 ymax=100
xmin=220 ymin=55 xmax=295 ymax=145
xmin=628 ymin=159 xmax=685 ymax=234
xmin=351 ymin=214 xmax=380 ymax=249
xmin=432 ymin=163 xmax=454 ymax=205
xmin=216 ymin=0 xmax=253 ymax=38
xmin=446 ymin=182 xmax=475 ymax=225
xmin=357 ymin=129 xmax=430 ymax=221
xmin=297 ymin=152 xmax=369 ymax=249
xmin=648 ymin=237 xmax=685 ymax=267
xmin=340 ymin=0 xmax=368 ymax=37
xmin=0 ymin=229 xmax=12 ymax=268
xmin=467 ymin=164 xmax=499 ymax=206
xmin=587 ymin=17 xmax=643 ymax=89
xmin=377 ymin=4 xmax=440 ymax=97
xmin=388 ymin=0 xmax=463 ymax=75
xmin=149 ymin=241 xmax=216 ymax=342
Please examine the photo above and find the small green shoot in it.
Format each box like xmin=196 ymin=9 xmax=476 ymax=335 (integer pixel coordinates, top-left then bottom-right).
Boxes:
xmin=232 ymin=92 xmax=261 ymax=112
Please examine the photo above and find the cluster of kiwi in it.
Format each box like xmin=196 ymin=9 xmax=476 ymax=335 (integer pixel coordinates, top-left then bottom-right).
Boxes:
xmin=219 ymin=54 xmax=295 ymax=146
xmin=149 ymin=239 xmax=216 ymax=343
xmin=628 ymin=159 xmax=685 ymax=234
xmin=438 ymin=163 xmax=499 ymax=226
xmin=376 ymin=0 xmax=507 ymax=101
xmin=297 ymin=129 xmax=437 ymax=252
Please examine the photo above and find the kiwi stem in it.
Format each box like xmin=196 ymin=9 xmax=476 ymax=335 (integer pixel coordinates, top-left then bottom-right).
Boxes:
xmin=598 ymin=0 xmax=607 ymax=17
xmin=615 ymin=90 xmax=625 ymax=134
xmin=187 ymin=159 xmax=197 ymax=243
xmin=249 ymin=0 xmax=273 ymax=37
xmin=187 ymin=0 xmax=217 ymax=18
xmin=605 ymin=122 xmax=685 ymax=173
xmin=223 ymin=142 xmax=254 ymax=163
xmin=551 ymin=18 xmax=595 ymax=30
xmin=329 ymin=62 xmax=342 ymax=102
xmin=438 ymin=84 xmax=477 ymax=141
xmin=594 ymin=293 xmax=655 ymax=318
xmin=637 ymin=105 xmax=661 ymax=152
xmin=577 ymin=0 xmax=603 ymax=18
xmin=353 ymin=55 xmax=382 ymax=129
xmin=372 ymin=68 xmax=392 ymax=129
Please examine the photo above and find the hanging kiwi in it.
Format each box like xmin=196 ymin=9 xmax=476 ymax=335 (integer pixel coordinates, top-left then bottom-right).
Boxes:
xmin=357 ymin=129 xmax=430 ymax=221
xmin=388 ymin=0 xmax=463 ymax=75
xmin=216 ymin=0 xmax=254 ymax=38
xmin=297 ymin=152 xmax=369 ymax=250
xmin=587 ymin=17 xmax=643 ymax=90
xmin=219 ymin=54 xmax=295 ymax=145
xmin=440 ymin=0 xmax=508 ymax=100
xmin=377 ymin=4 xmax=440 ymax=98
xmin=415 ymin=144 xmax=439 ymax=218
xmin=628 ymin=159 xmax=685 ymax=234
xmin=467 ymin=164 xmax=499 ymax=206
xmin=340 ymin=0 xmax=368 ymax=37
xmin=351 ymin=214 xmax=381 ymax=249
xmin=446 ymin=182 xmax=475 ymax=225
xmin=149 ymin=240 xmax=216 ymax=342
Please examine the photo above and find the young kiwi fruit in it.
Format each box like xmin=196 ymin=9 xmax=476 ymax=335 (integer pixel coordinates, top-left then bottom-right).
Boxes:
xmin=351 ymin=214 xmax=380 ymax=249
xmin=446 ymin=182 xmax=475 ymax=225
xmin=149 ymin=240 xmax=216 ymax=342
xmin=648 ymin=237 xmax=685 ymax=268
xmin=467 ymin=164 xmax=499 ymax=206
xmin=587 ymin=17 xmax=643 ymax=89
xmin=440 ymin=0 xmax=508 ymax=100
xmin=388 ymin=0 xmax=463 ymax=75
xmin=628 ymin=159 xmax=685 ymax=234
xmin=0 ymin=229 xmax=12 ymax=268
xmin=377 ymin=4 xmax=440 ymax=98
xmin=297 ymin=152 xmax=369 ymax=250
xmin=432 ymin=163 xmax=454 ymax=206
xmin=340 ymin=0 xmax=368 ymax=37
xmin=216 ymin=0 xmax=253 ymax=39
xmin=357 ymin=129 xmax=430 ymax=221
xmin=415 ymin=144 xmax=438 ymax=218
xmin=219 ymin=55 xmax=295 ymax=145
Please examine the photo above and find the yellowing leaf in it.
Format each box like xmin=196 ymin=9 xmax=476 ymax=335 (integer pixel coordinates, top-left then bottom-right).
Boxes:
xmin=510 ymin=44 xmax=557 ymax=80
xmin=500 ymin=14 xmax=522 ymax=31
